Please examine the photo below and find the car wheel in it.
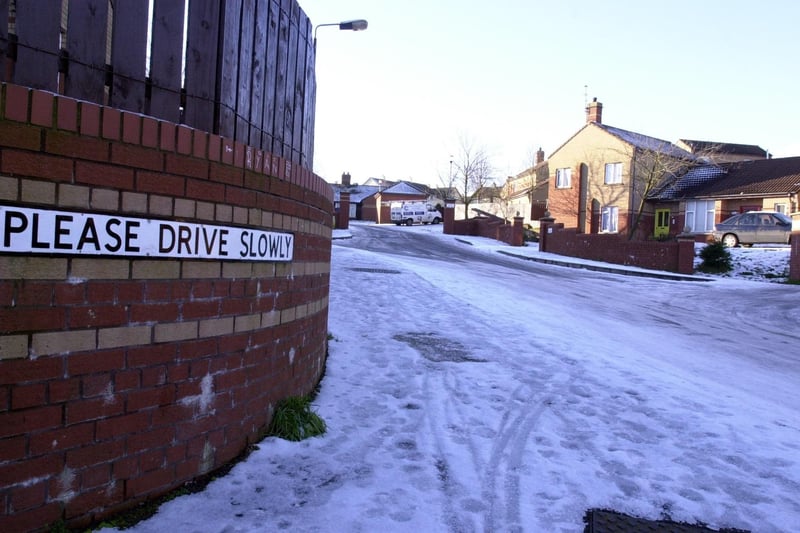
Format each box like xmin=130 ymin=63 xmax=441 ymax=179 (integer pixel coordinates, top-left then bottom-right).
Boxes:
xmin=432 ymin=217 xmax=441 ymax=224
xmin=721 ymin=233 xmax=739 ymax=247
xmin=405 ymin=219 xmax=413 ymax=226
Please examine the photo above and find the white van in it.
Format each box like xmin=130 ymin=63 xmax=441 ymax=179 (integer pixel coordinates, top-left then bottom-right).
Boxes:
xmin=390 ymin=202 xmax=442 ymax=226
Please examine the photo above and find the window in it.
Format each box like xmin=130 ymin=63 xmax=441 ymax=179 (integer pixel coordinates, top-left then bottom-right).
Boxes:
xmin=604 ymin=162 xmax=622 ymax=184
xmin=738 ymin=213 xmax=756 ymax=225
xmin=775 ymin=203 xmax=787 ymax=214
xmin=601 ymin=206 xmax=618 ymax=233
xmin=684 ymin=200 xmax=715 ymax=232
xmin=555 ymin=168 xmax=572 ymax=189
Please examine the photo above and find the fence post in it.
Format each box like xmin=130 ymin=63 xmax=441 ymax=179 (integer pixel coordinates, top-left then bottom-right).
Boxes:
xmin=512 ymin=216 xmax=524 ymax=246
xmin=539 ymin=214 xmax=555 ymax=252
xmin=676 ymin=234 xmax=696 ymax=275
xmin=337 ymin=192 xmax=350 ymax=230
xmin=443 ymin=198 xmax=456 ymax=235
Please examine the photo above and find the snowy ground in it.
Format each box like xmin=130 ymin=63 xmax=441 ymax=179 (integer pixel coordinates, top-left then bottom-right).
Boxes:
xmin=692 ymin=243 xmax=792 ymax=283
xmin=104 ymin=224 xmax=799 ymax=533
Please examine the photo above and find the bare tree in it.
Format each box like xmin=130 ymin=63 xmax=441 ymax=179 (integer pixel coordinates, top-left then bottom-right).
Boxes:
xmin=441 ymin=135 xmax=494 ymax=219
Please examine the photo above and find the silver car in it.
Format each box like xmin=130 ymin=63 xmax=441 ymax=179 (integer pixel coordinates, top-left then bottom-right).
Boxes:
xmin=713 ymin=211 xmax=792 ymax=247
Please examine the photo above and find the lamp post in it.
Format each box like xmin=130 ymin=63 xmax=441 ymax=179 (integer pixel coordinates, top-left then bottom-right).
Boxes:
xmin=314 ymin=19 xmax=368 ymax=49
xmin=449 ymin=155 xmax=454 ymax=183
xmin=310 ymin=17 xmax=367 ymax=220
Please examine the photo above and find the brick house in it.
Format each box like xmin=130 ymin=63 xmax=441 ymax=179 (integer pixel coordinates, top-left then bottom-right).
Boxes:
xmin=541 ymin=99 xmax=781 ymax=240
xmin=675 ymin=139 xmax=768 ymax=163
xmin=332 ymin=174 xmax=440 ymax=223
xmin=546 ymin=99 xmax=697 ymax=238
xmin=650 ymin=156 xmax=800 ymax=238
xmin=502 ymin=147 xmax=549 ymax=227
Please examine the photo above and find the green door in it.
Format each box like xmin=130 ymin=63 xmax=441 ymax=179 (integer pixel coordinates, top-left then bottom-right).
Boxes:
xmin=654 ymin=209 xmax=670 ymax=239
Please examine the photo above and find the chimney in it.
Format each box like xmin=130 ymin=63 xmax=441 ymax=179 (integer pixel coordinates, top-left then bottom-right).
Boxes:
xmin=586 ymin=97 xmax=602 ymax=124
xmin=341 ymin=172 xmax=351 ymax=186
xmin=536 ymin=147 xmax=545 ymax=164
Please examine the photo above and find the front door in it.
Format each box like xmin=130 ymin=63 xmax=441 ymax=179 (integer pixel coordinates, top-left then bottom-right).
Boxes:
xmin=654 ymin=209 xmax=670 ymax=239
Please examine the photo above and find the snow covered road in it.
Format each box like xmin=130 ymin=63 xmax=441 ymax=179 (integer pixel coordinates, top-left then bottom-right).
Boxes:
xmin=110 ymin=225 xmax=800 ymax=533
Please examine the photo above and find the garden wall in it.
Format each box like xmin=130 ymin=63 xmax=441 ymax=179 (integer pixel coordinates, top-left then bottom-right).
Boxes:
xmin=445 ymin=205 xmax=524 ymax=247
xmin=539 ymin=219 xmax=695 ymax=275
xmin=0 ymin=83 xmax=333 ymax=531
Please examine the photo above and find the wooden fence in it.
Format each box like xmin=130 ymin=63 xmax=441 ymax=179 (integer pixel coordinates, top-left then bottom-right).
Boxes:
xmin=0 ymin=0 xmax=315 ymax=167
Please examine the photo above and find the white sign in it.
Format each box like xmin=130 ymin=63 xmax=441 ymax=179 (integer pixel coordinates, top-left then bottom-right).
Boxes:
xmin=0 ymin=205 xmax=294 ymax=262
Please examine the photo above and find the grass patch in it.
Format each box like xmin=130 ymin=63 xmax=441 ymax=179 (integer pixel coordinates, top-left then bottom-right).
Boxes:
xmin=267 ymin=396 xmax=327 ymax=441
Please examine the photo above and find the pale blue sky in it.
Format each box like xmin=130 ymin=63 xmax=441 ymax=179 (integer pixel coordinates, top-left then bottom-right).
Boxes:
xmin=301 ymin=0 xmax=800 ymax=186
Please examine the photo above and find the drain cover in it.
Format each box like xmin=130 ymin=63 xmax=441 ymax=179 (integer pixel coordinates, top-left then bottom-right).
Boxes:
xmin=348 ymin=267 xmax=402 ymax=274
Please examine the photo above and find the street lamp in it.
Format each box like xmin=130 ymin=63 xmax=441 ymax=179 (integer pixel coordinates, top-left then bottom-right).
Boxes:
xmin=449 ymin=155 xmax=454 ymax=182
xmin=314 ymin=19 xmax=368 ymax=49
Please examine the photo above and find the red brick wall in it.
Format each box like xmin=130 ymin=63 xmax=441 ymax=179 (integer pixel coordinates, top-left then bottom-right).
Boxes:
xmin=449 ymin=216 xmax=523 ymax=247
xmin=542 ymin=225 xmax=695 ymax=275
xmin=0 ymin=83 xmax=334 ymax=531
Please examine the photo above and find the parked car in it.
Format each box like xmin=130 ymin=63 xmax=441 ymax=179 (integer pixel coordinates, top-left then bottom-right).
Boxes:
xmin=712 ymin=211 xmax=792 ymax=247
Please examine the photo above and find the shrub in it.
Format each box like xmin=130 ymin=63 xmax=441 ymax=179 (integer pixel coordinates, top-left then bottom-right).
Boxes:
xmin=698 ymin=241 xmax=732 ymax=273
xmin=267 ymin=396 xmax=327 ymax=441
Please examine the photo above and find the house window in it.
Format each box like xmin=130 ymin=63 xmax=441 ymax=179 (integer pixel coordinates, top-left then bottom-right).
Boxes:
xmin=601 ymin=206 xmax=618 ymax=233
xmin=555 ymin=168 xmax=572 ymax=189
xmin=684 ymin=200 xmax=715 ymax=232
xmin=604 ymin=162 xmax=622 ymax=184
xmin=775 ymin=203 xmax=787 ymax=214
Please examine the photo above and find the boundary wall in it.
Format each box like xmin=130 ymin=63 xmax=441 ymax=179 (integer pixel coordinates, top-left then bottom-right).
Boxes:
xmin=443 ymin=203 xmax=524 ymax=247
xmin=539 ymin=218 xmax=695 ymax=275
xmin=0 ymin=83 xmax=333 ymax=531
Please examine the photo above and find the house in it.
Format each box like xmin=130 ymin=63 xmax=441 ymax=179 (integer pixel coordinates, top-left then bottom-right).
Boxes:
xmin=501 ymin=147 xmax=549 ymax=227
xmin=370 ymin=181 xmax=442 ymax=223
xmin=650 ymin=156 xmax=800 ymax=237
xmin=449 ymin=184 xmax=504 ymax=220
xmin=332 ymin=173 xmax=382 ymax=220
xmin=541 ymin=99 xmax=779 ymax=240
xmin=675 ymin=139 xmax=769 ymax=163
xmin=545 ymin=99 xmax=696 ymax=239
xmin=331 ymin=173 xmax=441 ymax=223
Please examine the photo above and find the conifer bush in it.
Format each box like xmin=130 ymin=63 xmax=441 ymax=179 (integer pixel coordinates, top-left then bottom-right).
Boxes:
xmin=698 ymin=241 xmax=733 ymax=273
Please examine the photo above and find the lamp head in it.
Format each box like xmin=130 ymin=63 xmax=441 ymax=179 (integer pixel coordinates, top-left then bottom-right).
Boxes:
xmin=339 ymin=19 xmax=368 ymax=31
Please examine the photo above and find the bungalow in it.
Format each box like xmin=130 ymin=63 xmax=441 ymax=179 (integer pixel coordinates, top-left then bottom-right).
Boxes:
xmin=650 ymin=156 xmax=800 ymax=239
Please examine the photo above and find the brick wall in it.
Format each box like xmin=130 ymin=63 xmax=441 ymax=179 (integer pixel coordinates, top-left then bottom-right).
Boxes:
xmin=447 ymin=213 xmax=524 ymax=247
xmin=540 ymin=222 xmax=695 ymax=275
xmin=0 ymin=83 xmax=333 ymax=531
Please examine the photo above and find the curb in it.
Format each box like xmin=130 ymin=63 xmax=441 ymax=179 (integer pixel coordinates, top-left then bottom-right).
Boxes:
xmin=496 ymin=250 xmax=713 ymax=282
